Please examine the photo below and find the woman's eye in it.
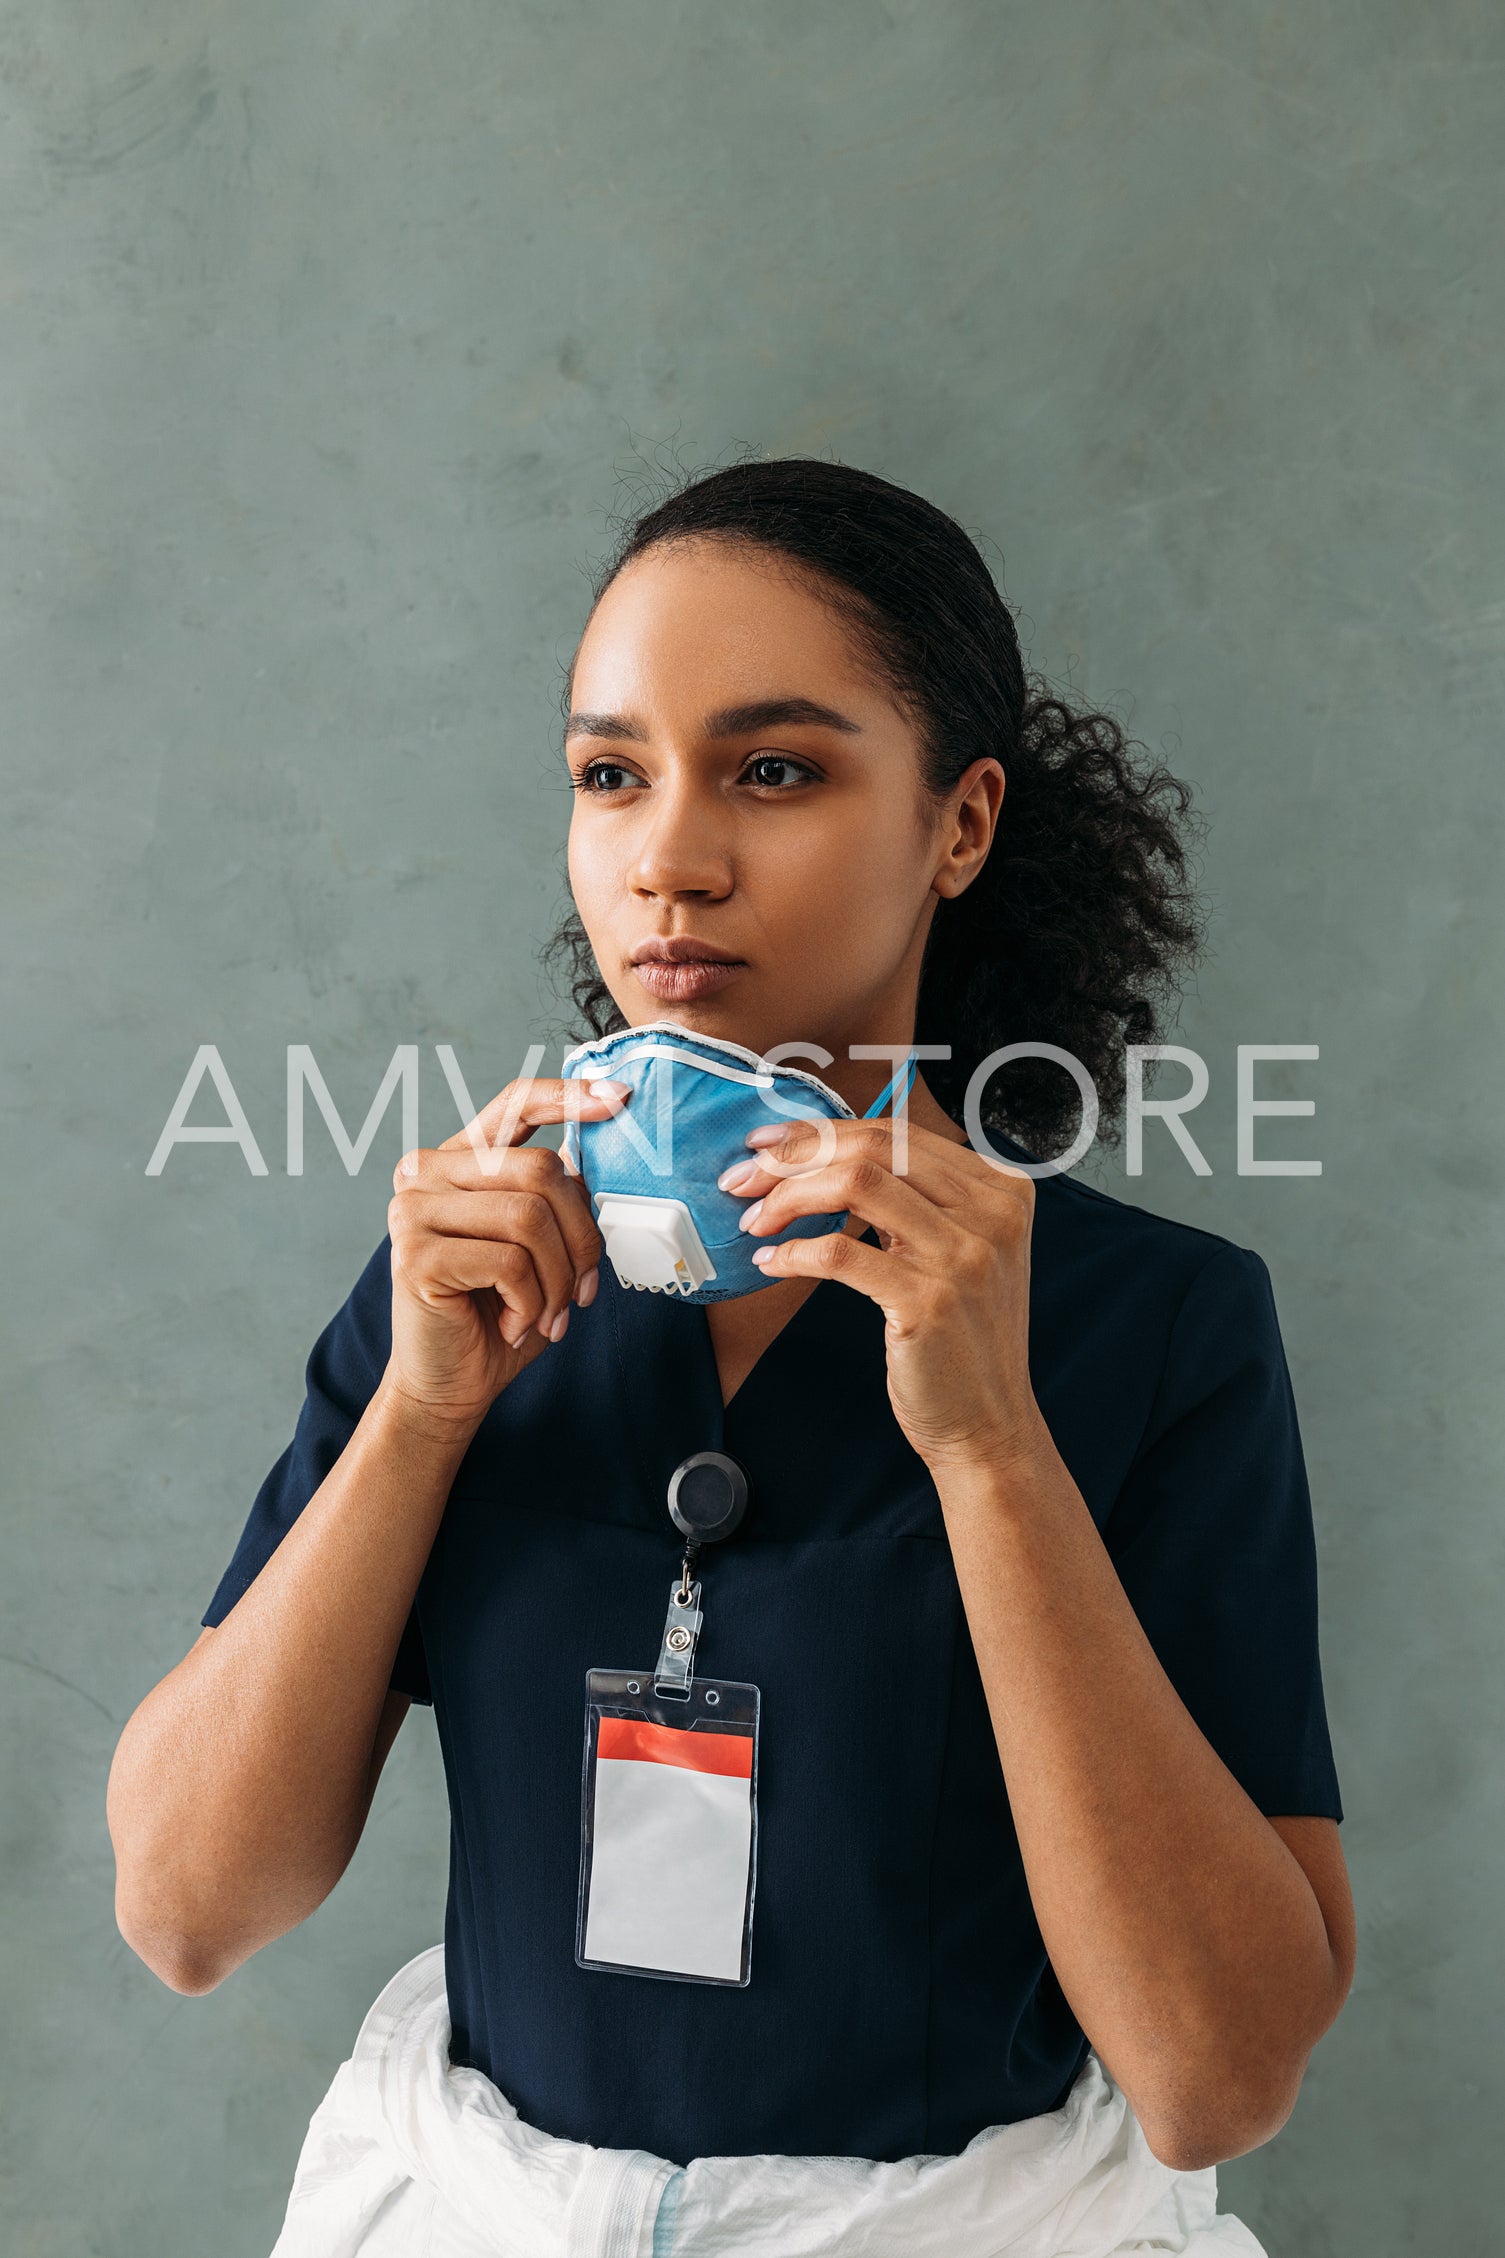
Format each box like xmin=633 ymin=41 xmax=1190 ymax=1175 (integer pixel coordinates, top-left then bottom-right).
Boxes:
xmin=578 ymin=760 xmax=637 ymax=793
xmin=745 ymin=755 xmax=811 ymax=789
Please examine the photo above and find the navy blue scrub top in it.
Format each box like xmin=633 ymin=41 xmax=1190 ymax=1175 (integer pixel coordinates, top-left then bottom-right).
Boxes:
xmin=203 ymin=1135 xmax=1343 ymax=2167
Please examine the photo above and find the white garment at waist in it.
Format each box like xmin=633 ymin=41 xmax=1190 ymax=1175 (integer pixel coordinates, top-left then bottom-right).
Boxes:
xmin=268 ymin=1945 xmax=1268 ymax=2258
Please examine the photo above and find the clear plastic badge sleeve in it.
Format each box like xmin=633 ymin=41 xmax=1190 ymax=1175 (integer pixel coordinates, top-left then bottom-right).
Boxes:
xmin=577 ymin=1668 xmax=759 ymax=1986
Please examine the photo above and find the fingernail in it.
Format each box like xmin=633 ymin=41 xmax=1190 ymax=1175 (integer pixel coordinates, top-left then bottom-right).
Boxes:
xmin=750 ymin=1244 xmax=777 ymax=1266
xmin=574 ymin=1265 xmax=599 ymax=1307
xmin=718 ymin=1159 xmax=759 ymax=1191
xmin=398 ymin=1150 xmax=419 ymax=1176
xmin=737 ymin=1199 xmax=765 ymax=1233
xmin=745 ymin=1124 xmax=784 ymax=1147
xmin=588 ymin=1079 xmax=629 ymax=1099
xmin=548 ymin=1308 xmax=570 ymax=1342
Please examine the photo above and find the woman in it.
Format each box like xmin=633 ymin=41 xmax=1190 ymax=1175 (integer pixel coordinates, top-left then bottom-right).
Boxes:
xmin=107 ymin=457 xmax=1354 ymax=2255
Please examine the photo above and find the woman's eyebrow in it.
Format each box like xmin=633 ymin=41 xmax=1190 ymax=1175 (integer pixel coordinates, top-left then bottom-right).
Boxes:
xmin=564 ymin=710 xmax=647 ymax=743
xmin=705 ymin=696 xmax=865 ymax=738
xmin=565 ymin=696 xmax=865 ymax=743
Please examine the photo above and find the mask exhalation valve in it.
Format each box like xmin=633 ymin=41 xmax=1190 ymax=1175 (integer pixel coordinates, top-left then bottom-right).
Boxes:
xmin=593 ymin=1192 xmax=718 ymax=1297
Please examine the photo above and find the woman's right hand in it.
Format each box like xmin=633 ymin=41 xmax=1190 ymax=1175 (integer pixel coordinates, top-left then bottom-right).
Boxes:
xmin=384 ymin=1074 xmax=626 ymax=1435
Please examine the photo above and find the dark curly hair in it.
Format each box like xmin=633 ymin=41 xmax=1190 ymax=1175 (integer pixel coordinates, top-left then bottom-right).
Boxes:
xmin=543 ymin=454 xmax=1207 ymax=1161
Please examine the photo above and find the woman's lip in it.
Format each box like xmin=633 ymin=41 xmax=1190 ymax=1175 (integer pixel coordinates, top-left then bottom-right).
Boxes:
xmin=632 ymin=958 xmax=746 ymax=1001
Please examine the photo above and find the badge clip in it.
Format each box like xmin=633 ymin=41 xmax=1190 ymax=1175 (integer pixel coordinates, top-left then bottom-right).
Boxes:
xmin=652 ymin=1572 xmax=703 ymax=1699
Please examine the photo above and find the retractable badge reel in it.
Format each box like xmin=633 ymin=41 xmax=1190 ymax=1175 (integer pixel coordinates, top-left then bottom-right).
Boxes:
xmin=576 ymin=1453 xmax=760 ymax=1987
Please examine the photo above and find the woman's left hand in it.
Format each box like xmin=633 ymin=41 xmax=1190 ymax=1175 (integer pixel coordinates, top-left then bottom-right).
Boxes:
xmin=720 ymin=1117 xmax=1048 ymax=1479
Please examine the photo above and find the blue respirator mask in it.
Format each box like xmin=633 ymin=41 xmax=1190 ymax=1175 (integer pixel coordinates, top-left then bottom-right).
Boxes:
xmin=560 ymin=1020 xmax=918 ymax=1304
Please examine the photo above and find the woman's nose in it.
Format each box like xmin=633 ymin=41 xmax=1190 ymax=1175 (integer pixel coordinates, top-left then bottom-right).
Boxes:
xmin=628 ymin=790 xmax=733 ymax=901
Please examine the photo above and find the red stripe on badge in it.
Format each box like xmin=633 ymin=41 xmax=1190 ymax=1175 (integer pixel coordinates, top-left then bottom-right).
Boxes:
xmin=598 ymin=1715 xmax=753 ymax=1779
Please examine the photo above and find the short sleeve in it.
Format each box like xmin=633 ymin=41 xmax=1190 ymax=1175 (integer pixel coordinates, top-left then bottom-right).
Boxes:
xmin=1103 ymin=1242 xmax=1342 ymax=1821
xmin=200 ymin=1238 xmax=431 ymax=1705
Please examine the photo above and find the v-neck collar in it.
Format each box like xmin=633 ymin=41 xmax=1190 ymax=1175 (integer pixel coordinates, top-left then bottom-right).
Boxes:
xmin=602 ymin=1227 xmax=882 ymax=1482
xmin=709 ymin=1220 xmax=886 ymax=1430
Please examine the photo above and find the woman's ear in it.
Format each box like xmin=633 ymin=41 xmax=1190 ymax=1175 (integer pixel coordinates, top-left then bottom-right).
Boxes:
xmin=933 ymin=759 xmax=1005 ymax=900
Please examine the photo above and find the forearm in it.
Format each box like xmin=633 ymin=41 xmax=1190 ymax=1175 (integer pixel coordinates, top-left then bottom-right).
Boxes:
xmin=936 ymin=1427 xmax=1344 ymax=2166
xmin=108 ymin=1376 xmax=475 ymax=1986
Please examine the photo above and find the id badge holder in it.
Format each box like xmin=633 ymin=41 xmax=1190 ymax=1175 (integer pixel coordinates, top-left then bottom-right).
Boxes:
xmin=576 ymin=1454 xmax=759 ymax=1987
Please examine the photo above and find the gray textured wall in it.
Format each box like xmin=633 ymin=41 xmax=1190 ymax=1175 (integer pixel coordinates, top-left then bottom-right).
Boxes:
xmin=4 ymin=4 xmax=1499 ymax=2252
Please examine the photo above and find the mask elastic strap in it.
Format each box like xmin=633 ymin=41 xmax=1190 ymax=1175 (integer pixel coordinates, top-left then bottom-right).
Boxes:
xmin=861 ymin=1056 xmax=919 ymax=1120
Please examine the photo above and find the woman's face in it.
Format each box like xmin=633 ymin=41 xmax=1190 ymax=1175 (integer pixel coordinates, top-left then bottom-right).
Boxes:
xmin=564 ymin=539 xmax=1001 ymax=1082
